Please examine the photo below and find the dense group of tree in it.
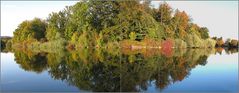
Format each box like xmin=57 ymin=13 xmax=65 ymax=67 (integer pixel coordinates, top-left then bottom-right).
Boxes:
xmin=5 ymin=0 xmax=239 ymax=49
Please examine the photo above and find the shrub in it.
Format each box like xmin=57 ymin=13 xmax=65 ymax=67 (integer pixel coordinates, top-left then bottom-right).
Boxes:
xmin=185 ymin=34 xmax=204 ymax=48
xmin=142 ymin=37 xmax=161 ymax=48
xmin=161 ymin=38 xmax=174 ymax=49
xmin=216 ymin=37 xmax=224 ymax=47
xmin=96 ymin=32 xmax=104 ymax=48
xmin=230 ymin=39 xmax=238 ymax=47
xmin=71 ymin=32 xmax=80 ymax=44
xmin=5 ymin=40 xmax=12 ymax=51
xmin=192 ymin=33 xmax=203 ymax=48
xmin=161 ymin=39 xmax=174 ymax=57
xmin=119 ymin=40 xmax=144 ymax=49
xmin=174 ymin=39 xmax=187 ymax=48
xmin=66 ymin=43 xmax=75 ymax=50
xmin=204 ymin=38 xmax=216 ymax=48
xmin=78 ymin=31 xmax=89 ymax=48
xmin=129 ymin=32 xmax=137 ymax=40
xmin=185 ymin=34 xmax=194 ymax=48
xmin=106 ymin=41 xmax=120 ymax=49
xmin=224 ymin=39 xmax=231 ymax=47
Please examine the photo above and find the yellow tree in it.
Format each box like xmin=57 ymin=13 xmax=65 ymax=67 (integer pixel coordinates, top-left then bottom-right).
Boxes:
xmin=172 ymin=9 xmax=190 ymax=39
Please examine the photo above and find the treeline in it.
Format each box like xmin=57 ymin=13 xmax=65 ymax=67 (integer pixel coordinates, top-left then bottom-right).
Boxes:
xmin=7 ymin=0 xmax=239 ymax=49
xmin=212 ymin=37 xmax=239 ymax=48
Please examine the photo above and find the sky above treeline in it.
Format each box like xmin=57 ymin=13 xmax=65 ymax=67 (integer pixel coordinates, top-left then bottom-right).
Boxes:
xmin=1 ymin=1 xmax=238 ymax=40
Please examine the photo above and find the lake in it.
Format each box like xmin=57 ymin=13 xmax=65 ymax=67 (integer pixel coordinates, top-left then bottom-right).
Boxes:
xmin=1 ymin=48 xmax=238 ymax=92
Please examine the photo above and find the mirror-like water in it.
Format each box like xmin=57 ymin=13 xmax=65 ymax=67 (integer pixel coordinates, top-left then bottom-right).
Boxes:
xmin=1 ymin=48 xmax=238 ymax=92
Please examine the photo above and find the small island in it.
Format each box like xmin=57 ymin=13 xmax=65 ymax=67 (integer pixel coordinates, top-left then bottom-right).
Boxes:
xmin=1 ymin=1 xmax=238 ymax=52
xmin=1 ymin=1 xmax=239 ymax=92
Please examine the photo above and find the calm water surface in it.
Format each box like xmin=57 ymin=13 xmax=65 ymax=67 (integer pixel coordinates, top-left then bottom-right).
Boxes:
xmin=1 ymin=48 xmax=238 ymax=92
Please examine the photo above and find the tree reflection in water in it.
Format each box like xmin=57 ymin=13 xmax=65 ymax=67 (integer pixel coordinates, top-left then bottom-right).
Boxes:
xmin=12 ymin=48 xmax=238 ymax=92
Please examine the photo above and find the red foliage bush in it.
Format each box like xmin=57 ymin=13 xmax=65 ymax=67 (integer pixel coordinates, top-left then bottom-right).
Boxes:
xmin=161 ymin=39 xmax=174 ymax=57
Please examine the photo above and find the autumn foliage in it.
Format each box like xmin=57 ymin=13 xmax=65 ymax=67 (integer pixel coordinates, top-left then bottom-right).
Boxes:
xmin=161 ymin=39 xmax=174 ymax=57
xmin=5 ymin=0 xmax=237 ymax=50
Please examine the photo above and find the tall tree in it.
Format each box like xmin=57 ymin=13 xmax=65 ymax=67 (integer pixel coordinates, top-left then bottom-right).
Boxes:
xmin=154 ymin=2 xmax=173 ymax=25
xmin=66 ymin=2 xmax=88 ymax=40
xmin=172 ymin=10 xmax=190 ymax=39
xmin=46 ymin=6 xmax=71 ymax=41
xmin=87 ymin=0 xmax=120 ymax=32
xmin=13 ymin=18 xmax=47 ymax=42
xmin=199 ymin=27 xmax=209 ymax=39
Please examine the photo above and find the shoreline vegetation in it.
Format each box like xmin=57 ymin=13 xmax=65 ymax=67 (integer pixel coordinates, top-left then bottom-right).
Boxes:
xmin=1 ymin=1 xmax=238 ymax=52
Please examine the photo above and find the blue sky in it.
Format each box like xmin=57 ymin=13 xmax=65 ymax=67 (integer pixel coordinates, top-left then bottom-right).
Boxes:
xmin=1 ymin=1 xmax=238 ymax=39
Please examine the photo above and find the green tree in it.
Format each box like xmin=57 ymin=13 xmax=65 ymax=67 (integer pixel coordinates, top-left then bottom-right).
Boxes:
xmin=66 ymin=2 xmax=88 ymax=40
xmin=224 ymin=38 xmax=231 ymax=47
xmin=13 ymin=18 xmax=47 ymax=42
xmin=129 ymin=32 xmax=137 ymax=40
xmin=46 ymin=12 xmax=61 ymax=41
xmin=115 ymin=1 xmax=159 ymax=41
xmin=199 ymin=27 xmax=209 ymax=39
xmin=87 ymin=0 xmax=120 ymax=32
xmin=154 ymin=2 xmax=173 ymax=25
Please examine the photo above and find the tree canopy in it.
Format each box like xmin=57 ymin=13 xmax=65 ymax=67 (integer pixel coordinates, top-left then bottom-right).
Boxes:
xmin=13 ymin=18 xmax=47 ymax=42
xmin=12 ymin=0 xmax=233 ymax=49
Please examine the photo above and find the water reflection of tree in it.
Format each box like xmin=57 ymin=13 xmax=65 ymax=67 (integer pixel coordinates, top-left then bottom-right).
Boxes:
xmin=12 ymin=48 xmax=235 ymax=92
xmin=224 ymin=48 xmax=239 ymax=55
xmin=14 ymin=51 xmax=48 ymax=73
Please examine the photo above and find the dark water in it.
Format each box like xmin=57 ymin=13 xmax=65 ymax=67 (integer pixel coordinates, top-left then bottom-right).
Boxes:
xmin=1 ymin=48 xmax=238 ymax=92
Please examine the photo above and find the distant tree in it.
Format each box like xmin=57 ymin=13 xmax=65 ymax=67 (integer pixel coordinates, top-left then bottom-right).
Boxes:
xmin=230 ymin=39 xmax=238 ymax=47
xmin=46 ymin=6 xmax=71 ymax=41
xmin=1 ymin=36 xmax=12 ymax=51
xmin=224 ymin=38 xmax=231 ymax=47
xmin=199 ymin=27 xmax=209 ymax=39
xmin=13 ymin=18 xmax=47 ymax=42
xmin=172 ymin=10 xmax=190 ymax=39
xmin=216 ymin=37 xmax=224 ymax=47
